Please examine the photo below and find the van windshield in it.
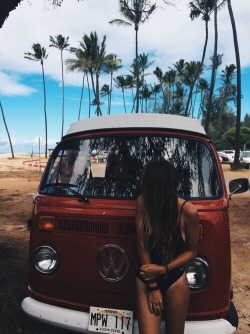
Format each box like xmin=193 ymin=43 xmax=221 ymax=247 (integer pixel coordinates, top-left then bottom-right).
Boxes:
xmin=41 ymin=135 xmax=221 ymax=200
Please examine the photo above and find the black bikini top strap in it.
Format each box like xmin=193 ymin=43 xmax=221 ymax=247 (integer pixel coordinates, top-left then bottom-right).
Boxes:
xmin=178 ymin=200 xmax=187 ymax=226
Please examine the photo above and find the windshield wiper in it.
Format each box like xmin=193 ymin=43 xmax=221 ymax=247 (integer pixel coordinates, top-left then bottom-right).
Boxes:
xmin=40 ymin=183 xmax=89 ymax=202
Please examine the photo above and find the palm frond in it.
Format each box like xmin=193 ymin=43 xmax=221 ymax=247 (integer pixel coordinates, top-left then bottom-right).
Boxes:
xmin=24 ymin=54 xmax=38 ymax=61
xmin=109 ymin=19 xmax=132 ymax=27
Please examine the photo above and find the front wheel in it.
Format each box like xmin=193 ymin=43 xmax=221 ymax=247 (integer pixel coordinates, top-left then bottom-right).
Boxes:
xmin=227 ymin=301 xmax=238 ymax=328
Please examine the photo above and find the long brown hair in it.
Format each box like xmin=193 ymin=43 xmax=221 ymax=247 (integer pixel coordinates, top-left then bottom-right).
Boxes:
xmin=141 ymin=160 xmax=178 ymax=263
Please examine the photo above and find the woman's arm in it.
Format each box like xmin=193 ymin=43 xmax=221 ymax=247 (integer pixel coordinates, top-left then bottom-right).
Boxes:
xmin=167 ymin=202 xmax=199 ymax=271
xmin=136 ymin=195 xmax=163 ymax=315
xmin=140 ymin=202 xmax=199 ymax=277
xmin=135 ymin=195 xmax=151 ymax=265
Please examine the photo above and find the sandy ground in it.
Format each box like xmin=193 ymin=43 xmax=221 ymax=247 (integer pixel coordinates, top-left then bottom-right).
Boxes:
xmin=0 ymin=155 xmax=249 ymax=333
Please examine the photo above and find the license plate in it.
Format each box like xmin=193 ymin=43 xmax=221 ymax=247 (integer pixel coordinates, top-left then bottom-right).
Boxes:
xmin=88 ymin=306 xmax=133 ymax=334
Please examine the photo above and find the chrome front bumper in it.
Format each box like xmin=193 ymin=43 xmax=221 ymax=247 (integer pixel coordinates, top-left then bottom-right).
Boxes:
xmin=21 ymin=297 xmax=236 ymax=334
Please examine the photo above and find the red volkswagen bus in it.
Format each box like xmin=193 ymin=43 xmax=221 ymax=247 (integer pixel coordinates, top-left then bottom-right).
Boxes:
xmin=22 ymin=113 xmax=249 ymax=333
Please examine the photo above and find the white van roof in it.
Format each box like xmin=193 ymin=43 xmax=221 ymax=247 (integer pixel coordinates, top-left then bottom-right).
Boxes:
xmin=66 ymin=113 xmax=206 ymax=136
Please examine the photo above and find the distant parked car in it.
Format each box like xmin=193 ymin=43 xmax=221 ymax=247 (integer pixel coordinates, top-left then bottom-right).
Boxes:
xmin=240 ymin=150 xmax=250 ymax=169
xmin=218 ymin=151 xmax=230 ymax=162
xmin=221 ymin=150 xmax=235 ymax=161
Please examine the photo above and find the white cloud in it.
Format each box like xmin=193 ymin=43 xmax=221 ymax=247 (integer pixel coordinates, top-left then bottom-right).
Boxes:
xmin=0 ymin=0 xmax=249 ymax=153
xmin=0 ymin=0 xmax=249 ymax=92
xmin=0 ymin=138 xmax=9 ymax=151
xmin=0 ymin=133 xmax=58 ymax=153
xmin=0 ymin=71 xmax=36 ymax=96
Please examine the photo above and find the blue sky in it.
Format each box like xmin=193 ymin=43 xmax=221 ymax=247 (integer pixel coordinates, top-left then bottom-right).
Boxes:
xmin=0 ymin=0 xmax=250 ymax=153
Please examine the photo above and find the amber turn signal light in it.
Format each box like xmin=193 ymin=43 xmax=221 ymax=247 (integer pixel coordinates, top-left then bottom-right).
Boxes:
xmin=39 ymin=216 xmax=56 ymax=231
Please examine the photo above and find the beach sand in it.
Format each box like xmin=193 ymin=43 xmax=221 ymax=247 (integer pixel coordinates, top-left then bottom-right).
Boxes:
xmin=0 ymin=156 xmax=249 ymax=333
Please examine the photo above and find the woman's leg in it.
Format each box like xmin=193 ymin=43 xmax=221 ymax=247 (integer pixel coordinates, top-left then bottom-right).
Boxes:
xmin=136 ymin=278 xmax=161 ymax=334
xmin=163 ymin=273 xmax=190 ymax=334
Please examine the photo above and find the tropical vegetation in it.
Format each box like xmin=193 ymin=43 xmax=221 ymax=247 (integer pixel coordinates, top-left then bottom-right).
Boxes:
xmin=0 ymin=101 xmax=14 ymax=158
xmin=1 ymin=0 xmax=249 ymax=170
xmin=110 ymin=0 xmax=157 ymax=114
xmin=24 ymin=43 xmax=49 ymax=158
xmin=49 ymin=34 xmax=70 ymax=138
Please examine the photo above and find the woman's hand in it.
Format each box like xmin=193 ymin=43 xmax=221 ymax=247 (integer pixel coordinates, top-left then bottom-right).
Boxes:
xmin=147 ymin=288 xmax=163 ymax=316
xmin=140 ymin=264 xmax=164 ymax=281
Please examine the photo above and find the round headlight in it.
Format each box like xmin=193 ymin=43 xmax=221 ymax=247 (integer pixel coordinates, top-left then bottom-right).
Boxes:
xmin=34 ymin=246 xmax=58 ymax=274
xmin=185 ymin=257 xmax=210 ymax=289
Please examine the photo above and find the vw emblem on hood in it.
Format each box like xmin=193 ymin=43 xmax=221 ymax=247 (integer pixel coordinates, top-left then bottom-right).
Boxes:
xmin=94 ymin=244 xmax=129 ymax=282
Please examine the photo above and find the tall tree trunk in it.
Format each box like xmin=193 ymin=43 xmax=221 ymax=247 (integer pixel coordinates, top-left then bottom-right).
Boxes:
xmin=228 ymin=0 xmax=241 ymax=170
xmin=0 ymin=101 xmax=14 ymax=158
xmin=78 ymin=74 xmax=85 ymax=120
xmin=109 ymin=72 xmax=113 ymax=115
xmin=122 ymin=88 xmax=127 ymax=114
xmin=95 ymin=72 xmax=102 ymax=116
xmin=130 ymin=88 xmax=135 ymax=113
xmin=60 ymin=50 xmax=65 ymax=138
xmin=172 ymin=84 xmax=175 ymax=109
xmin=205 ymin=0 xmax=218 ymax=133
xmin=160 ymin=84 xmax=167 ymax=113
xmin=185 ymin=21 xmax=209 ymax=117
xmin=87 ymin=74 xmax=91 ymax=118
xmin=135 ymin=26 xmax=140 ymax=114
xmin=41 ymin=61 xmax=48 ymax=158
xmin=90 ymin=69 xmax=100 ymax=116
xmin=90 ymin=70 xmax=96 ymax=97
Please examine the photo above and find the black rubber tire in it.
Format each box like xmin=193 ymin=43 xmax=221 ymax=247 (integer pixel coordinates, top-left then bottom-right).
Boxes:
xmin=227 ymin=301 xmax=239 ymax=328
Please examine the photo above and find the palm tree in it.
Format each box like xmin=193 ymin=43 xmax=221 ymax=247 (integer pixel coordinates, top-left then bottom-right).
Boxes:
xmin=66 ymin=49 xmax=91 ymax=119
xmin=208 ymin=53 xmax=223 ymax=82
xmin=153 ymin=66 xmax=167 ymax=112
xmin=137 ymin=52 xmax=155 ymax=84
xmin=189 ymin=0 xmax=214 ymax=64
xmin=196 ymin=77 xmax=210 ymax=119
xmin=0 ymin=101 xmax=14 ymax=158
xmin=227 ymin=0 xmax=241 ymax=169
xmin=172 ymin=60 xmax=187 ymax=115
xmin=179 ymin=61 xmax=202 ymax=116
xmin=141 ymin=85 xmax=152 ymax=112
xmin=129 ymin=62 xmax=140 ymax=111
xmin=172 ymin=83 xmax=186 ymax=115
xmin=164 ymin=69 xmax=177 ymax=110
xmin=213 ymin=64 xmax=237 ymax=131
xmin=24 ymin=43 xmax=48 ymax=158
xmin=49 ymin=34 xmax=70 ymax=138
xmin=151 ymin=83 xmax=161 ymax=112
xmin=205 ymin=1 xmax=218 ymax=132
xmin=205 ymin=0 xmax=227 ymax=132
xmin=80 ymin=32 xmax=108 ymax=116
xmin=68 ymin=33 xmax=107 ymax=118
xmin=114 ymin=75 xmax=128 ymax=113
xmin=220 ymin=64 xmax=236 ymax=98
xmin=172 ymin=59 xmax=186 ymax=74
xmin=188 ymin=0 xmax=214 ymax=116
xmin=102 ymin=54 xmax=122 ymax=114
xmin=132 ymin=52 xmax=155 ymax=111
xmin=202 ymin=53 xmax=223 ymax=120
xmin=100 ymin=84 xmax=111 ymax=112
xmin=124 ymin=75 xmax=136 ymax=112
xmin=109 ymin=0 xmax=156 ymax=113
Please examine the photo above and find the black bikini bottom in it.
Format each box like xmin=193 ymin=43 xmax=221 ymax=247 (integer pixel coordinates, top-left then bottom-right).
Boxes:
xmin=136 ymin=264 xmax=184 ymax=295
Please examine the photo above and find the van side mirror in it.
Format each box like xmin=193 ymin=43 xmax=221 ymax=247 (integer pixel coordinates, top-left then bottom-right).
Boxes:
xmin=228 ymin=178 xmax=249 ymax=200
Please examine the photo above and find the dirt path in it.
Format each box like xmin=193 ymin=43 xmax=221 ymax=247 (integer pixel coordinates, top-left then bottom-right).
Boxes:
xmin=0 ymin=158 xmax=249 ymax=333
